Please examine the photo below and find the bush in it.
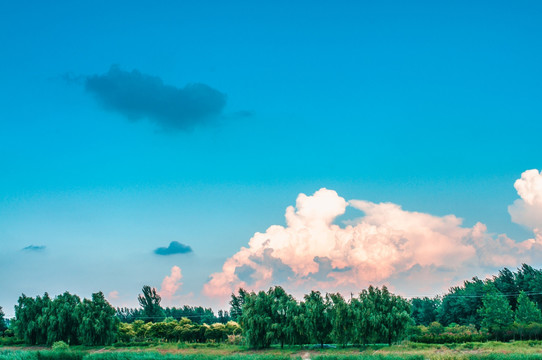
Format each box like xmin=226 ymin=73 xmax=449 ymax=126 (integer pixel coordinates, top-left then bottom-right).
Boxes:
xmin=51 ymin=341 xmax=69 ymax=351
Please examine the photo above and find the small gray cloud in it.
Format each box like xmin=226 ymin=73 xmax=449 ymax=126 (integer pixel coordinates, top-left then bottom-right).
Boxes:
xmin=304 ymin=256 xmax=352 ymax=282
xmin=85 ymin=65 xmax=227 ymax=131
xmin=154 ymin=241 xmax=193 ymax=256
xmin=234 ymin=265 xmax=257 ymax=284
xmin=249 ymin=248 xmax=296 ymax=283
xmin=22 ymin=245 xmax=46 ymax=252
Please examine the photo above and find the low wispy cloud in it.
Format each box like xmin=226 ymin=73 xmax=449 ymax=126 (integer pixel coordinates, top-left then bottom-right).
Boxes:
xmin=154 ymin=241 xmax=193 ymax=256
xmin=85 ymin=65 xmax=227 ymax=131
xmin=22 ymin=245 xmax=46 ymax=252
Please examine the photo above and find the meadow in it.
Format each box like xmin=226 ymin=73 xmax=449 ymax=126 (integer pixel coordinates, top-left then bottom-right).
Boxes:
xmin=3 ymin=341 xmax=542 ymax=360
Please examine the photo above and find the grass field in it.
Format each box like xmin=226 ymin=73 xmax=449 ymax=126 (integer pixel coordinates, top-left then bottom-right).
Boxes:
xmin=2 ymin=341 xmax=542 ymax=360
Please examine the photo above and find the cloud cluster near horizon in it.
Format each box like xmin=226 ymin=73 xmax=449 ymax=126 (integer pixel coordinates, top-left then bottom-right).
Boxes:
xmin=85 ymin=65 xmax=226 ymax=131
xmin=509 ymin=169 xmax=542 ymax=241
xmin=203 ymin=170 xmax=542 ymax=300
xmin=159 ymin=266 xmax=183 ymax=300
xmin=154 ymin=241 xmax=193 ymax=256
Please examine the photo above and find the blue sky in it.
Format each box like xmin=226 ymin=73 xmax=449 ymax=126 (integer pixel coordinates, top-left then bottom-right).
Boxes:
xmin=1 ymin=1 xmax=542 ymax=315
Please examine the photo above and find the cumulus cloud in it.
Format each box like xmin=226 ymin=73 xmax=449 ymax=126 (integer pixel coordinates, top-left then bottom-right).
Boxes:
xmin=159 ymin=266 xmax=183 ymax=300
xmin=509 ymin=169 xmax=542 ymax=237
xmin=85 ymin=65 xmax=227 ymax=131
xmin=154 ymin=241 xmax=193 ymax=256
xmin=108 ymin=290 xmax=120 ymax=300
xmin=203 ymin=187 xmax=542 ymax=300
xmin=22 ymin=245 xmax=46 ymax=252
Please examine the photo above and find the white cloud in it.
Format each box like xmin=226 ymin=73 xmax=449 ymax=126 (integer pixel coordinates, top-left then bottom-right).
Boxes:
xmin=203 ymin=185 xmax=542 ymax=301
xmin=509 ymin=169 xmax=542 ymax=235
xmin=159 ymin=266 xmax=183 ymax=301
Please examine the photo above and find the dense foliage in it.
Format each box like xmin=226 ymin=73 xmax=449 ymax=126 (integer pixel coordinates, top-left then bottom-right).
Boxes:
xmin=5 ymin=264 xmax=542 ymax=348
xmin=0 ymin=307 xmax=7 ymax=335
xmin=116 ymin=306 xmax=226 ymax=325
xmin=238 ymin=286 xmax=410 ymax=348
xmin=12 ymin=291 xmax=117 ymax=345
xmin=116 ymin=317 xmax=241 ymax=343
xmin=409 ymin=265 xmax=542 ymax=342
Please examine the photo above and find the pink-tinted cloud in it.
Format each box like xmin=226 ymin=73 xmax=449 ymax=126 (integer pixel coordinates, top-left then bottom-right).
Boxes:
xmin=159 ymin=266 xmax=183 ymax=301
xmin=203 ymin=185 xmax=542 ymax=301
xmin=108 ymin=290 xmax=120 ymax=300
xmin=509 ymin=169 xmax=542 ymax=237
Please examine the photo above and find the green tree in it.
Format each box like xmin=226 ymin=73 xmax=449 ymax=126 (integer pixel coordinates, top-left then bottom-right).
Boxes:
xmin=327 ymin=293 xmax=353 ymax=347
xmin=411 ymin=297 xmax=440 ymax=326
xmin=304 ymin=290 xmax=331 ymax=348
xmin=478 ymin=285 xmax=514 ymax=337
xmin=76 ymin=292 xmax=118 ymax=345
xmin=380 ymin=288 xmax=411 ymax=345
xmin=493 ymin=268 xmax=519 ymax=310
xmin=515 ymin=291 xmax=542 ymax=324
xmin=138 ymin=285 xmax=164 ymax=322
xmin=229 ymin=288 xmax=249 ymax=322
xmin=286 ymin=299 xmax=308 ymax=345
xmin=205 ymin=323 xmax=227 ymax=342
xmin=352 ymin=286 xmax=410 ymax=345
xmin=13 ymin=293 xmax=52 ymax=345
xmin=439 ymin=277 xmax=485 ymax=327
xmin=268 ymin=286 xmax=295 ymax=348
xmin=117 ymin=322 xmax=136 ymax=342
xmin=515 ymin=264 xmax=542 ymax=309
xmin=240 ymin=290 xmax=273 ymax=349
xmin=0 ymin=306 xmax=7 ymax=334
xmin=45 ymin=292 xmax=81 ymax=345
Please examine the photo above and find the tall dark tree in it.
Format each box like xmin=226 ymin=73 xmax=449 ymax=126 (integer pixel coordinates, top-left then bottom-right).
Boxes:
xmin=515 ymin=264 xmax=542 ymax=309
xmin=45 ymin=292 xmax=81 ymax=345
xmin=76 ymin=292 xmax=118 ymax=345
xmin=268 ymin=286 xmax=295 ymax=348
xmin=352 ymin=286 xmax=410 ymax=345
xmin=286 ymin=299 xmax=309 ymax=345
xmin=493 ymin=268 xmax=519 ymax=310
xmin=515 ymin=291 xmax=542 ymax=324
xmin=327 ymin=293 xmax=353 ymax=347
xmin=240 ymin=290 xmax=273 ymax=349
xmin=439 ymin=277 xmax=485 ymax=327
xmin=411 ymin=297 xmax=441 ymax=326
xmin=138 ymin=285 xmax=164 ymax=321
xmin=0 ymin=306 xmax=7 ymax=334
xmin=229 ymin=288 xmax=249 ymax=322
xmin=304 ymin=290 xmax=331 ymax=348
xmin=379 ymin=287 xmax=411 ymax=345
xmin=14 ymin=293 xmax=52 ymax=345
xmin=478 ymin=284 xmax=514 ymax=336
xmin=352 ymin=287 xmax=378 ymax=345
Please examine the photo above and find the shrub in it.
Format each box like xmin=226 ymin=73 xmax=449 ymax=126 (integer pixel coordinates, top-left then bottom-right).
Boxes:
xmin=52 ymin=341 xmax=69 ymax=351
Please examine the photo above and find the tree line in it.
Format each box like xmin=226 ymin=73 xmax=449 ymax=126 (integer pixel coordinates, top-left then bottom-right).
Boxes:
xmin=117 ymin=318 xmax=241 ymax=344
xmin=117 ymin=286 xmax=230 ymax=324
xmin=12 ymin=292 xmax=117 ymax=346
xmin=233 ymin=285 xmax=411 ymax=348
xmin=4 ymin=264 xmax=542 ymax=347
xmin=409 ymin=264 xmax=542 ymax=342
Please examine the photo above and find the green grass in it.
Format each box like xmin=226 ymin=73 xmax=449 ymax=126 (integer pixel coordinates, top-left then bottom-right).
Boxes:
xmin=3 ymin=341 xmax=542 ymax=360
